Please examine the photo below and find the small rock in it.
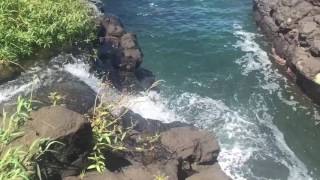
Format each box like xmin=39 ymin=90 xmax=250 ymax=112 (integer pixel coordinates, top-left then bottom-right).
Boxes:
xmin=310 ymin=39 xmax=320 ymax=56
xmin=299 ymin=21 xmax=317 ymax=35
xmin=121 ymin=48 xmax=143 ymax=71
xmin=102 ymin=16 xmax=125 ymax=37
xmin=121 ymin=33 xmax=138 ymax=49
xmin=313 ymin=15 xmax=320 ymax=24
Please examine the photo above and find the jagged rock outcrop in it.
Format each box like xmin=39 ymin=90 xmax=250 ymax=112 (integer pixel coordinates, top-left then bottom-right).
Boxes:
xmin=64 ymin=121 xmax=230 ymax=180
xmin=94 ymin=15 xmax=155 ymax=91
xmin=254 ymin=0 xmax=320 ymax=104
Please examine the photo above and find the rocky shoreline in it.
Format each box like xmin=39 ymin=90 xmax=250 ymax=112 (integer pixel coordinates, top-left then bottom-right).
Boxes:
xmin=253 ymin=0 xmax=320 ymax=104
xmin=0 ymin=0 xmax=230 ymax=179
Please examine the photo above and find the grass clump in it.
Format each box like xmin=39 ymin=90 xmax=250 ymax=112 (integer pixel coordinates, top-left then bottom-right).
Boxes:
xmin=0 ymin=96 xmax=61 ymax=180
xmin=0 ymin=0 xmax=97 ymax=65
xmin=86 ymin=98 xmax=161 ymax=174
xmin=0 ymin=96 xmax=32 ymax=148
xmin=0 ymin=139 xmax=60 ymax=180
xmin=87 ymin=104 xmax=129 ymax=173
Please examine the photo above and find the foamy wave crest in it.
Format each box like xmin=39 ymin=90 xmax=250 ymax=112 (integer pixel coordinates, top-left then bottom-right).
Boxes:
xmin=167 ymin=92 xmax=312 ymax=180
xmin=172 ymin=92 xmax=258 ymax=179
xmin=233 ymin=24 xmax=284 ymax=94
xmin=126 ymin=91 xmax=182 ymax=123
xmin=63 ymin=61 xmax=181 ymax=123
xmin=63 ymin=62 xmax=100 ymax=93
xmin=0 ymin=67 xmax=43 ymax=103
xmin=0 ymin=83 xmax=33 ymax=103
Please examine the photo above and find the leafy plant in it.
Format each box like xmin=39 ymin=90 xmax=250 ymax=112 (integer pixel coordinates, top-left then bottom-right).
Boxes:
xmin=0 ymin=96 xmax=32 ymax=150
xmin=15 ymin=96 xmax=33 ymax=125
xmin=0 ymin=94 xmax=63 ymax=180
xmin=0 ymin=111 xmax=24 ymax=149
xmin=153 ymin=173 xmax=169 ymax=180
xmin=0 ymin=139 xmax=63 ymax=180
xmin=87 ymin=104 xmax=128 ymax=173
xmin=0 ymin=0 xmax=97 ymax=65
xmin=48 ymin=92 xmax=64 ymax=106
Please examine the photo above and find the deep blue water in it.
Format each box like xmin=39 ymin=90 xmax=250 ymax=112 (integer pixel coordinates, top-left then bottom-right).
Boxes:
xmin=105 ymin=0 xmax=320 ymax=179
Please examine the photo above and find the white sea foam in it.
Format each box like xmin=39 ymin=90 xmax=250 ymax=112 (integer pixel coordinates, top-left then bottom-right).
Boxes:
xmin=228 ymin=25 xmax=312 ymax=179
xmin=172 ymin=92 xmax=257 ymax=179
xmin=233 ymin=25 xmax=284 ymax=94
xmin=63 ymin=62 xmax=101 ymax=93
xmin=0 ymin=68 xmax=42 ymax=104
xmin=125 ymin=91 xmax=181 ymax=123
xmin=62 ymin=61 xmax=180 ymax=123
xmin=0 ymin=83 xmax=33 ymax=103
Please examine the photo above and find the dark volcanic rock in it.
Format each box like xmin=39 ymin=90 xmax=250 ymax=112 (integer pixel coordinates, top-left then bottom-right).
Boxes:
xmin=18 ymin=106 xmax=93 ymax=178
xmin=33 ymin=77 xmax=97 ymax=114
xmin=94 ymin=15 xmax=152 ymax=92
xmin=0 ymin=64 xmax=20 ymax=84
xmin=121 ymin=109 xmax=190 ymax=134
xmin=254 ymin=0 xmax=320 ymax=104
xmin=99 ymin=16 xmax=143 ymax=72
xmin=64 ymin=109 xmax=229 ymax=180
xmin=160 ymin=127 xmax=220 ymax=165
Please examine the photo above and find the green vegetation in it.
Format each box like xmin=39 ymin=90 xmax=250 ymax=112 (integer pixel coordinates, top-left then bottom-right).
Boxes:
xmin=0 ymin=96 xmax=33 ymax=148
xmin=87 ymin=104 xmax=129 ymax=173
xmin=48 ymin=92 xmax=64 ymax=106
xmin=0 ymin=139 xmax=60 ymax=180
xmin=0 ymin=0 xmax=97 ymax=65
xmin=0 ymin=96 xmax=60 ymax=180
xmin=86 ymin=100 xmax=161 ymax=174
xmin=153 ymin=174 xmax=169 ymax=180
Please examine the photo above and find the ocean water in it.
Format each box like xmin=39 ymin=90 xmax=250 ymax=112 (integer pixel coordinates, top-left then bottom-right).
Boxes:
xmin=104 ymin=0 xmax=320 ymax=179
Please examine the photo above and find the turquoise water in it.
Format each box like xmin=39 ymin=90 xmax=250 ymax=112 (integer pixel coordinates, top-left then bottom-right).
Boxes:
xmin=105 ymin=0 xmax=320 ymax=179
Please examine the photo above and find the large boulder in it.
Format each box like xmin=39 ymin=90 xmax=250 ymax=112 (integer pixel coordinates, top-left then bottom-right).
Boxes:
xmin=33 ymin=77 xmax=97 ymax=114
xmin=160 ymin=127 xmax=220 ymax=165
xmin=16 ymin=106 xmax=93 ymax=178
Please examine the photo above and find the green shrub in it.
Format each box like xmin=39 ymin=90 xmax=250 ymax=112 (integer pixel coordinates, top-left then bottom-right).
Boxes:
xmin=0 ymin=0 xmax=97 ymax=64
xmin=0 ymin=95 xmax=63 ymax=180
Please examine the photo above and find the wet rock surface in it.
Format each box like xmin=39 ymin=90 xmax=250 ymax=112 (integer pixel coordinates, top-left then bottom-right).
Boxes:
xmin=0 ymin=64 xmax=20 ymax=84
xmin=11 ymin=106 xmax=93 ymax=178
xmin=160 ymin=127 xmax=220 ymax=165
xmin=254 ymin=0 xmax=320 ymax=104
xmin=93 ymin=14 xmax=155 ymax=92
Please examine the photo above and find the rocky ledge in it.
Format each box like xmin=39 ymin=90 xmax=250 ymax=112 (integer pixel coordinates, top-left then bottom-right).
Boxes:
xmin=21 ymin=105 xmax=230 ymax=180
xmin=253 ymin=0 xmax=320 ymax=104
